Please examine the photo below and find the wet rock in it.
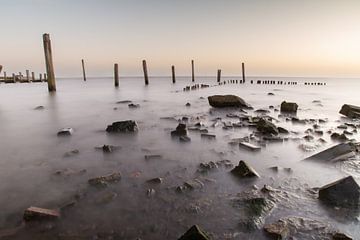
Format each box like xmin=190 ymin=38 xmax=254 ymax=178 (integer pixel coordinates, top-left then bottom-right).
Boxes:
xmin=239 ymin=142 xmax=261 ymax=151
xmin=88 ymin=172 xmax=121 ymax=187
xmin=185 ymin=102 xmax=191 ymax=107
xmin=280 ymin=101 xmax=298 ymax=113
xmin=337 ymin=125 xmax=347 ymax=129
xmin=263 ymin=220 xmax=289 ymax=239
xmin=200 ymin=133 xmax=216 ymax=140
xmin=63 ymin=149 xmax=80 ymax=157
xmin=23 ymin=207 xmax=60 ymax=221
xmin=102 ymin=145 xmax=116 ymax=153
xmin=254 ymin=109 xmax=270 ymax=114
xmin=304 ymin=142 xmax=356 ymax=162
xmin=277 ymin=127 xmax=289 ymax=134
xmin=144 ymin=154 xmax=163 ymax=160
xmin=303 ymin=135 xmax=314 ymax=141
xmin=178 ymin=225 xmax=210 ymax=240
xmin=197 ymin=160 xmax=233 ymax=174
xmin=128 ymin=103 xmax=140 ymax=108
xmin=34 ymin=105 xmax=44 ymax=110
xmin=146 ymin=188 xmax=156 ymax=198
xmin=339 ymin=104 xmax=360 ymax=118
xmin=268 ymin=166 xmax=279 ymax=172
xmin=319 ymin=176 xmax=360 ymax=207
xmin=256 ymin=118 xmax=279 ymax=135
xmin=332 ymin=232 xmax=353 ymax=240
xmin=268 ymin=92 xmax=275 ymax=96
xmin=116 ymin=100 xmax=132 ymax=104
xmin=106 ymin=120 xmax=138 ymax=133
xmin=231 ymin=160 xmax=260 ymax=178
xmin=146 ymin=177 xmax=163 ymax=184
xmin=208 ymin=95 xmax=251 ymax=108
xmin=171 ymin=123 xmax=187 ymax=137
xmin=179 ymin=136 xmax=191 ymax=142
xmin=291 ymin=117 xmax=306 ymax=124
xmin=331 ymin=132 xmax=348 ymax=141
xmin=57 ymin=127 xmax=74 ymax=136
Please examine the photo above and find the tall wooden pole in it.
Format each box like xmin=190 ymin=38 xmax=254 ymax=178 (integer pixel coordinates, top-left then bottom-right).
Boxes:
xmin=12 ymin=73 xmax=15 ymax=82
xmin=26 ymin=70 xmax=30 ymax=82
xmin=31 ymin=72 xmax=35 ymax=81
xmin=242 ymin=62 xmax=245 ymax=83
xmin=217 ymin=69 xmax=221 ymax=83
xmin=4 ymin=71 xmax=6 ymax=81
xmin=142 ymin=60 xmax=149 ymax=85
xmin=114 ymin=63 xmax=119 ymax=87
xmin=171 ymin=65 xmax=176 ymax=84
xmin=81 ymin=59 xmax=86 ymax=81
xmin=39 ymin=73 xmax=42 ymax=81
xmin=191 ymin=60 xmax=195 ymax=82
xmin=43 ymin=33 xmax=56 ymax=91
xmin=44 ymin=73 xmax=47 ymax=81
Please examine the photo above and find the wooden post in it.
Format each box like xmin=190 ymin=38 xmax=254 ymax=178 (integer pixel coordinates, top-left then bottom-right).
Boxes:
xmin=44 ymin=73 xmax=47 ymax=81
xmin=3 ymin=71 xmax=6 ymax=81
xmin=114 ymin=63 xmax=119 ymax=87
xmin=12 ymin=73 xmax=16 ymax=82
xmin=43 ymin=33 xmax=56 ymax=91
xmin=217 ymin=69 xmax=221 ymax=82
xmin=142 ymin=60 xmax=149 ymax=85
xmin=242 ymin=62 xmax=245 ymax=83
xmin=31 ymin=72 xmax=35 ymax=81
xmin=26 ymin=70 xmax=30 ymax=82
xmin=191 ymin=60 xmax=195 ymax=82
xmin=39 ymin=73 xmax=42 ymax=81
xmin=171 ymin=65 xmax=176 ymax=83
xmin=81 ymin=59 xmax=86 ymax=81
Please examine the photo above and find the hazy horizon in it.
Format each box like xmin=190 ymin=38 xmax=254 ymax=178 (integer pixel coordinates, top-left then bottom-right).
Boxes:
xmin=2 ymin=0 xmax=360 ymax=78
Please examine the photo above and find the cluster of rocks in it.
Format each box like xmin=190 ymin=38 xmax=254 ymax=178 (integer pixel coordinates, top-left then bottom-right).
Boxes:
xmin=183 ymin=84 xmax=210 ymax=91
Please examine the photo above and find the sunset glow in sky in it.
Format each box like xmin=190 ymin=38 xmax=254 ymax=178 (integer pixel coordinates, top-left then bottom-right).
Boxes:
xmin=1 ymin=0 xmax=360 ymax=77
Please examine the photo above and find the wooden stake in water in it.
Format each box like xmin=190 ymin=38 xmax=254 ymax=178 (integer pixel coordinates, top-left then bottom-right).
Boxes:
xmin=31 ymin=72 xmax=35 ymax=81
xmin=81 ymin=59 xmax=86 ymax=81
xmin=39 ymin=73 xmax=42 ymax=81
xmin=242 ymin=62 xmax=246 ymax=83
xmin=217 ymin=69 xmax=221 ymax=83
xmin=142 ymin=60 xmax=149 ymax=85
xmin=12 ymin=73 xmax=16 ymax=82
xmin=26 ymin=70 xmax=30 ymax=82
xmin=191 ymin=60 xmax=195 ymax=82
xmin=44 ymin=73 xmax=47 ymax=81
xmin=114 ymin=63 xmax=119 ymax=87
xmin=43 ymin=33 xmax=56 ymax=91
xmin=171 ymin=65 xmax=176 ymax=84
xmin=3 ymin=71 xmax=6 ymax=81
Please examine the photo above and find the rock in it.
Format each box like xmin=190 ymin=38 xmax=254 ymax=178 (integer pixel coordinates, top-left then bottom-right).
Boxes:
xmin=116 ymin=100 xmax=132 ymax=104
xmin=23 ymin=207 xmax=60 ymax=221
xmin=264 ymin=220 xmax=289 ymax=239
xmin=102 ymin=145 xmax=115 ymax=153
xmin=254 ymin=109 xmax=270 ymax=114
xmin=331 ymin=132 xmax=348 ymax=141
xmin=304 ymin=142 xmax=356 ymax=162
xmin=200 ymin=133 xmax=216 ymax=140
xmin=178 ymin=225 xmax=210 ymax=240
xmin=88 ymin=172 xmax=121 ymax=187
xmin=106 ymin=120 xmax=138 ymax=133
xmin=332 ymin=232 xmax=353 ymax=240
xmin=34 ymin=105 xmax=44 ymax=110
xmin=146 ymin=177 xmax=163 ymax=184
xmin=179 ymin=136 xmax=191 ymax=142
xmin=144 ymin=154 xmax=163 ymax=160
xmin=267 ymin=92 xmax=275 ymax=96
xmin=239 ymin=142 xmax=261 ymax=151
xmin=128 ymin=103 xmax=140 ymax=108
xmin=339 ymin=104 xmax=360 ymax=118
xmin=208 ymin=95 xmax=251 ymax=108
xmin=319 ymin=176 xmax=360 ymax=207
xmin=231 ymin=160 xmax=260 ymax=178
xmin=280 ymin=101 xmax=298 ymax=113
xmin=197 ymin=160 xmax=233 ymax=174
xmin=63 ymin=149 xmax=80 ymax=157
xmin=57 ymin=127 xmax=74 ymax=136
xmin=171 ymin=123 xmax=187 ymax=137
xmin=146 ymin=188 xmax=156 ymax=198
xmin=277 ymin=127 xmax=289 ymax=134
xmin=303 ymin=135 xmax=314 ymax=141
xmin=256 ymin=118 xmax=279 ymax=135
xmin=185 ymin=102 xmax=191 ymax=107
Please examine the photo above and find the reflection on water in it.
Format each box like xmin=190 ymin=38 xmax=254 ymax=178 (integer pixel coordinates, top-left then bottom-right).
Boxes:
xmin=0 ymin=76 xmax=359 ymax=239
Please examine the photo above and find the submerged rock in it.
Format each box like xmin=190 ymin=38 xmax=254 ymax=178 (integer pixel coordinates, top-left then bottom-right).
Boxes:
xmin=34 ymin=105 xmax=45 ymax=110
xmin=319 ymin=176 xmax=360 ymax=207
xmin=304 ymin=142 xmax=356 ymax=162
xmin=57 ymin=127 xmax=74 ymax=136
xmin=339 ymin=104 xmax=360 ymax=118
xmin=128 ymin=103 xmax=140 ymax=108
xmin=171 ymin=123 xmax=187 ymax=137
xmin=106 ymin=120 xmax=138 ymax=133
xmin=231 ymin=160 xmax=259 ymax=178
xmin=208 ymin=95 xmax=251 ymax=108
xmin=178 ymin=225 xmax=210 ymax=240
xmin=280 ymin=101 xmax=298 ymax=113
xmin=256 ymin=118 xmax=279 ymax=135
xmin=331 ymin=132 xmax=349 ymax=142
xmin=23 ymin=207 xmax=60 ymax=221
xmin=88 ymin=172 xmax=121 ymax=187
xmin=179 ymin=136 xmax=191 ymax=142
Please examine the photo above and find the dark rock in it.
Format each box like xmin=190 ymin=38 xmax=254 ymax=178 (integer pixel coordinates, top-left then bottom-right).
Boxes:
xmin=254 ymin=109 xmax=270 ymax=114
xmin=106 ymin=120 xmax=138 ymax=133
xmin=304 ymin=142 xmax=356 ymax=162
xmin=171 ymin=123 xmax=187 ymax=137
xmin=267 ymin=92 xmax=275 ymax=96
xmin=277 ymin=127 xmax=289 ymax=134
xmin=23 ymin=207 xmax=60 ymax=221
xmin=178 ymin=225 xmax=210 ymax=240
xmin=264 ymin=220 xmax=289 ymax=239
xmin=145 ymin=154 xmax=163 ymax=160
xmin=146 ymin=177 xmax=163 ymax=184
xmin=128 ymin=103 xmax=140 ymax=108
xmin=331 ymin=132 xmax=348 ymax=141
xmin=332 ymin=232 xmax=353 ymax=240
xmin=88 ymin=172 xmax=121 ymax=187
xmin=319 ymin=176 xmax=360 ymax=207
xmin=208 ymin=95 xmax=251 ymax=108
xmin=179 ymin=136 xmax=191 ymax=142
xmin=102 ymin=145 xmax=115 ymax=153
xmin=256 ymin=118 xmax=279 ymax=135
xmin=231 ymin=160 xmax=260 ymax=178
xmin=339 ymin=104 xmax=360 ymax=118
xmin=116 ymin=100 xmax=132 ymax=104
xmin=34 ymin=106 xmax=44 ymax=110
xmin=280 ymin=101 xmax=298 ymax=113
xmin=57 ymin=127 xmax=73 ymax=136
xmin=303 ymin=135 xmax=314 ymax=141
xmin=185 ymin=102 xmax=191 ymax=107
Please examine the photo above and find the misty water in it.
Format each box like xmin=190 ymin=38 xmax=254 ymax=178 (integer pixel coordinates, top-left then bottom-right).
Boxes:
xmin=0 ymin=76 xmax=359 ymax=239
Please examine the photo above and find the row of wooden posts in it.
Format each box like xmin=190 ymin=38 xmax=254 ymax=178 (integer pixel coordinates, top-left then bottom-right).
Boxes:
xmin=43 ymin=33 xmax=246 ymax=92
xmin=0 ymin=71 xmax=47 ymax=83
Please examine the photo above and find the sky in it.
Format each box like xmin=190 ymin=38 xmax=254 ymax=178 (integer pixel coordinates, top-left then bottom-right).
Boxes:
xmin=1 ymin=0 xmax=360 ymax=77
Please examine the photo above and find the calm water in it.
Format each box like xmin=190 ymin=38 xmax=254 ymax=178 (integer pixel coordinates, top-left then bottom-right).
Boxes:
xmin=0 ymin=76 xmax=359 ymax=239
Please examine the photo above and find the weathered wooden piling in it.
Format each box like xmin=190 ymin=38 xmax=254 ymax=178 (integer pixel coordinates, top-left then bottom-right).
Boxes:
xmin=26 ymin=70 xmax=30 ymax=82
xmin=114 ymin=63 xmax=119 ymax=87
xmin=171 ymin=65 xmax=176 ymax=84
xmin=191 ymin=60 xmax=195 ymax=82
xmin=31 ymin=72 xmax=35 ymax=81
xmin=142 ymin=60 xmax=149 ymax=85
xmin=3 ymin=71 xmax=6 ymax=81
xmin=81 ymin=59 xmax=86 ymax=81
xmin=242 ymin=62 xmax=245 ymax=83
xmin=217 ymin=69 xmax=221 ymax=82
xmin=12 ymin=73 xmax=16 ymax=82
xmin=44 ymin=73 xmax=47 ymax=81
xmin=43 ymin=33 xmax=56 ymax=91
xmin=39 ymin=73 xmax=42 ymax=81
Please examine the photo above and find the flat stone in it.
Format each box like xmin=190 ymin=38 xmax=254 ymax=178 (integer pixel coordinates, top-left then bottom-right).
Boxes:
xmin=239 ymin=142 xmax=261 ymax=151
xmin=23 ymin=207 xmax=60 ymax=221
xmin=231 ymin=160 xmax=260 ymax=178
xmin=146 ymin=177 xmax=163 ymax=184
xmin=57 ymin=127 xmax=74 ymax=136
xmin=208 ymin=95 xmax=251 ymax=108
xmin=339 ymin=104 xmax=360 ymax=118
xmin=304 ymin=142 xmax=356 ymax=162
xmin=144 ymin=154 xmax=163 ymax=160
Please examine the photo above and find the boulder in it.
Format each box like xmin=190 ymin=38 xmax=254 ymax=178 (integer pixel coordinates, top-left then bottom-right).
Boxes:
xmin=339 ymin=104 xmax=360 ymax=118
xmin=231 ymin=160 xmax=260 ymax=178
xmin=23 ymin=207 xmax=60 ymax=221
xmin=304 ymin=142 xmax=356 ymax=162
xmin=178 ymin=225 xmax=210 ymax=240
xmin=264 ymin=220 xmax=289 ymax=239
xmin=319 ymin=176 xmax=360 ymax=207
xmin=280 ymin=101 xmax=298 ymax=113
xmin=106 ymin=120 xmax=138 ymax=133
xmin=208 ymin=95 xmax=251 ymax=108
xmin=171 ymin=123 xmax=187 ymax=137
xmin=256 ymin=118 xmax=279 ymax=135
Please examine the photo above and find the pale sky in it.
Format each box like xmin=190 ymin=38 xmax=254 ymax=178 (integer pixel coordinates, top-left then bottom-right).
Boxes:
xmin=1 ymin=0 xmax=360 ymax=77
